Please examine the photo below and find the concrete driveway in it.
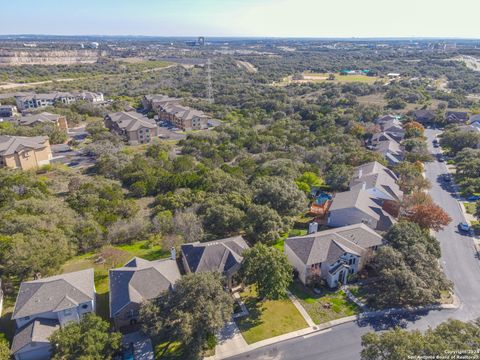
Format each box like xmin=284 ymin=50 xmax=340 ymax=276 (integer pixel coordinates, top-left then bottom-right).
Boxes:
xmin=225 ymin=128 xmax=480 ymax=360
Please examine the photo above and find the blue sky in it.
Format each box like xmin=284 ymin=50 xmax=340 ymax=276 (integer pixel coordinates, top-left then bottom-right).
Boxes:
xmin=1 ymin=0 xmax=479 ymax=38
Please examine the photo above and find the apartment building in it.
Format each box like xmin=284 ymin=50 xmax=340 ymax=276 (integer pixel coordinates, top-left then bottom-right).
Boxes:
xmin=15 ymin=91 xmax=104 ymax=111
xmin=19 ymin=112 xmax=68 ymax=131
xmin=0 ymin=104 xmax=19 ymax=118
xmin=104 ymin=111 xmax=159 ymax=145
xmin=0 ymin=135 xmax=52 ymax=170
xmin=143 ymin=94 xmax=210 ymax=131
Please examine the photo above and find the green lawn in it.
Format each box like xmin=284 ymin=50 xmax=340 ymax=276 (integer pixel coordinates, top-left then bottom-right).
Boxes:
xmin=236 ymin=286 xmax=307 ymax=344
xmin=61 ymin=240 xmax=169 ymax=321
xmin=290 ymin=282 xmax=360 ymax=325
xmin=463 ymin=202 xmax=477 ymax=215
xmin=273 ymin=229 xmax=308 ymax=252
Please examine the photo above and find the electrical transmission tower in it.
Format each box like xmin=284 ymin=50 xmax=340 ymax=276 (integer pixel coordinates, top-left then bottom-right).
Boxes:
xmin=206 ymin=58 xmax=214 ymax=104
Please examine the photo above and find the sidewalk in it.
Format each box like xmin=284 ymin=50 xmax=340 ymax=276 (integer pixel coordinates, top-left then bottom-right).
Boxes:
xmin=287 ymin=290 xmax=315 ymax=327
xmin=205 ymin=295 xmax=461 ymax=360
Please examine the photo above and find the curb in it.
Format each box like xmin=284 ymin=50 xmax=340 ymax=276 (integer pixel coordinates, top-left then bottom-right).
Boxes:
xmin=213 ymin=295 xmax=461 ymax=360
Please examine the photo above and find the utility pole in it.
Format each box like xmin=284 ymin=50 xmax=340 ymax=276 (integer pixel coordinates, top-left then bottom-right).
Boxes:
xmin=206 ymin=58 xmax=214 ymax=104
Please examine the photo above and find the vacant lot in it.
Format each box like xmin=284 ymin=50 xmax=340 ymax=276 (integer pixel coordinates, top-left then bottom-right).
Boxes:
xmin=290 ymin=282 xmax=360 ymax=324
xmin=236 ymin=286 xmax=307 ymax=344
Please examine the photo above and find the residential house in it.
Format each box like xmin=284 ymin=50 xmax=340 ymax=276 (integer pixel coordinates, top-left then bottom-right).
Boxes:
xmin=413 ymin=109 xmax=436 ymax=124
xmin=11 ymin=269 xmax=95 ymax=360
xmin=158 ymin=103 xmax=209 ymax=131
xmin=350 ymin=161 xmax=403 ymax=202
xmin=373 ymin=136 xmax=403 ymax=165
xmin=109 ymin=256 xmax=181 ymax=330
xmin=0 ymin=135 xmax=52 ymax=170
xmin=285 ymin=224 xmax=383 ymax=287
xmin=104 ymin=111 xmax=159 ymax=145
xmin=0 ymin=104 xmax=19 ymax=118
xmin=446 ymin=111 xmax=469 ymax=124
xmin=327 ymin=186 xmax=396 ymax=232
xmin=181 ymin=236 xmax=249 ymax=288
xmin=19 ymin=112 xmax=68 ymax=131
xmin=376 ymin=116 xmax=405 ymax=141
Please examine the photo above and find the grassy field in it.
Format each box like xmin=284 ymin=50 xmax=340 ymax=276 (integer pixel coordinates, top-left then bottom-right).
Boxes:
xmin=276 ymin=72 xmax=382 ymax=86
xmin=61 ymin=241 xmax=169 ymax=320
xmin=290 ymin=282 xmax=360 ymax=325
xmin=236 ymin=286 xmax=307 ymax=344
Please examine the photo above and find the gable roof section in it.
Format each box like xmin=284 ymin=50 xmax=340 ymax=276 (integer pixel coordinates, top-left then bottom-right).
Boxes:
xmin=11 ymin=318 xmax=59 ymax=354
xmin=19 ymin=112 xmax=61 ymax=126
xmin=12 ymin=269 xmax=95 ymax=320
xmin=0 ymin=135 xmax=49 ymax=156
xmin=181 ymin=236 xmax=249 ymax=274
xmin=109 ymin=257 xmax=181 ymax=317
xmin=350 ymin=161 xmax=403 ymax=200
xmin=107 ymin=112 xmax=157 ymax=131
xmin=285 ymin=224 xmax=383 ymax=266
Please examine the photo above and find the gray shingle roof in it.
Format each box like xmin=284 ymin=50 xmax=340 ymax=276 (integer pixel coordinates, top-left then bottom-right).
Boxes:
xmin=285 ymin=224 xmax=383 ymax=266
xmin=109 ymin=257 xmax=181 ymax=317
xmin=19 ymin=112 xmax=61 ymax=126
xmin=181 ymin=236 xmax=249 ymax=274
xmin=12 ymin=269 xmax=95 ymax=320
xmin=107 ymin=112 xmax=157 ymax=131
xmin=0 ymin=135 xmax=49 ymax=156
xmin=350 ymin=161 xmax=403 ymax=200
xmin=11 ymin=318 xmax=59 ymax=354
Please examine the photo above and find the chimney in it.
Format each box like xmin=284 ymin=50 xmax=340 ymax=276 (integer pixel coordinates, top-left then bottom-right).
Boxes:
xmin=358 ymin=168 xmax=363 ymax=179
xmin=170 ymin=247 xmax=176 ymax=260
xmin=308 ymin=222 xmax=319 ymax=234
xmin=362 ymin=181 xmax=367 ymax=190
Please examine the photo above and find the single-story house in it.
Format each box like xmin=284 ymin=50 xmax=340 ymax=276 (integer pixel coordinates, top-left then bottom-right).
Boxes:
xmin=285 ymin=224 xmax=383 ymax=287
xmin=181 ymin=236 xmax=249 ymax=288
xmin=109 ymin=256 xmax=181 ymax=330
xmin=376 ymin=116 xmax=405 ymax=141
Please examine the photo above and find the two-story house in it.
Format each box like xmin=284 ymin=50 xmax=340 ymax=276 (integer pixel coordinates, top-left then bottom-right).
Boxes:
xmin=109 ymin=255 xmax=181 ymax=331
xmin=104 ymin=111 xmax=159 ymax=145
xmin=11 ymin=269 xmax=96 ymax=360
xmin=285 ymin=224 xmax=384 ymax=287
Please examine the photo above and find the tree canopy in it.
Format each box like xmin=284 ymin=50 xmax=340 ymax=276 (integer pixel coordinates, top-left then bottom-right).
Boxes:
xmin=49 ymin=314 xmax=121 ymax=360
xmin=242 ymin=243 xmax=293 ymax=300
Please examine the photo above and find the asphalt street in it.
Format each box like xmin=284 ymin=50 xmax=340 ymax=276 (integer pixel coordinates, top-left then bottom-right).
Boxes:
xmin=226 ymin=128 xmax=480 ymax=360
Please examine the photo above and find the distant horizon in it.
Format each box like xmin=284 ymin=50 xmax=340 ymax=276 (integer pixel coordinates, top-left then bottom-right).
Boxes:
xmin=2 ymin=34 xmax=480 ymax=41
xmin=2 ymin=0 xmax=480 ymax=39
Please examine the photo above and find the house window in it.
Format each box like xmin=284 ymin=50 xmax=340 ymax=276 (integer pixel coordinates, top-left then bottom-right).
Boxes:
xmin=81 ymin=304 xmax=88 ymax=309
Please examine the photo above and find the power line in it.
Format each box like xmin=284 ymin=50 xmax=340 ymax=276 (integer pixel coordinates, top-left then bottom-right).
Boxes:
xmin=206 ymin=58 xmax=214 ymax=104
